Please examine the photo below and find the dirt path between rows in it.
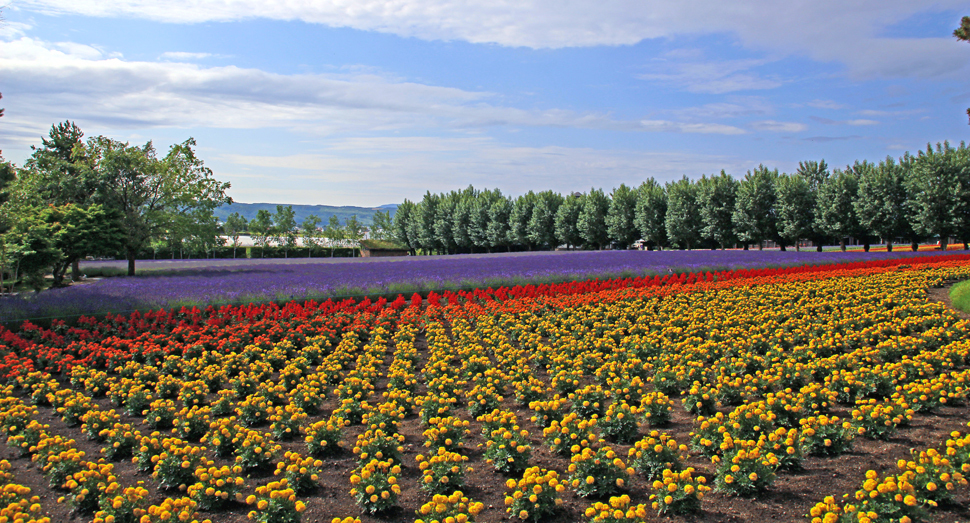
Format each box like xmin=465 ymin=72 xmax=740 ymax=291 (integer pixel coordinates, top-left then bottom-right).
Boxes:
xmin=926 ymin=280 xmax=970 ymax=320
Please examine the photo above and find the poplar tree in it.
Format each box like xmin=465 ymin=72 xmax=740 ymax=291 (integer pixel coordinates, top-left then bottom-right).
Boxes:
xmin=634 ymin=179 xmax=667 ymax=250
xmin=665 ymin=176 xmax=700 ymax=250
xmin=697 ymin=171 xmax=738 ymax=249
xmin=605 ymin=184 xmax=638 ymax=249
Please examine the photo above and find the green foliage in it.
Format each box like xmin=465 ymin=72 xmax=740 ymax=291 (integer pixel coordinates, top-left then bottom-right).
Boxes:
xmin=634 ymin=178 xmax=667 ymax=250
xmin=578 ymin=188 xmax=609 ymax=249
xmin=949 ymin=279 xmax=970 ymax=313
xmin=697 ymin=171 xmax=738 ymax=249
xmin=606 ymin=184 xmax=638 ymax=248
xmin=554 ymin=193 xmax=584 ymax=249
xmin=774 ymin=173 xmax=813 ymax=250
xmin=665 ymin=176 xmax=700 ymax=250
xmin=732 ymin=165 xmax=778 ymax=249
xmin=855 ymin=156 xmax=908 ymax=251
xmin=273 ymin=205 xmax=297 ymax=257
xmin=815 ymin=166 xmax=860 ymax=251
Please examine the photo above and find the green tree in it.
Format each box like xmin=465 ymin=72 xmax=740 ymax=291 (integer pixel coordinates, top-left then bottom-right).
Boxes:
xmin=665 ymin=176 xmax=700 ymax=250
xmin=344 ymin=215 xmax=364 ymax=257
xmin=250 ymin=209 xmax=273 ymax=257
xmin=606 ymin=184 xmax=638 ymax=249
xmin=733 ymin=165 xmax=778 ymax=250
xmin=41 ymin=203 xmax=124 ymax=287
xmin=3 ymin=213 xmax=60 ymax=292
xmin=414 ymin=192 xmax=440 ymax=254
xmin=23 ymin=121 xmax=96 ymax=207
xmin=697 ymin=171 xmax=738 ymax=249
xmin=433 ymin=192 xmax=458 ymax=254
xmin=451 ymin=186 xmax=477 ymax=253
xmin=854 ymin=157 xmax=908 ymax=252
xmin=905 ymin=142 xmax=969 ymax=251
xmin=470 ymin=189 xmax=501 ymax=252
xmin=796 ymin=160 xmax=830 ymax=251
xmin=83 ymin=137 xmax=231 ymax=274
xmin=815 ymin=167 xmax=860 ymax=251
xmin=509 ymin=191 xmax=538 ymax=250
xmin=324 ymin=214 xmax=345 ymax=257
xmin=224 ymin=212 xmax=248 ymax=258
xmin=578 ymin=188 xmax=609 ymax=250
xmin=956 ymin=16 xmax=970 ymax=124
xmin=393 ymin=200 xmax=417 ymax=254
xmin=370 ymin=210 xmax=393 ymax=241
xmin=301 ymin=214 xmax=321 ymax=257
xmin=774 ymin=173 xmax=814 ymax=251
xmin=527 ymin=190 xmax=564 ymax=250
xmin=486 ymin=196 xmax=513 ymax=252
xmin=554 ymin=193 xmax=584 ymax=250
xmin=274 ymin=205 xmax=297 ymax=258
xmin=634 ymin=179 xmax=667 ymax=250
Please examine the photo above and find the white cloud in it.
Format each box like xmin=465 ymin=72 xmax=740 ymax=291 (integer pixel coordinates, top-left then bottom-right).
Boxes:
xmin=640 ymin=120 xmax=746 ymax=135
xmin=159 ymin=51 xmax=213 ymax=60
xmin=845 ymin=119 xmax=880 ymax=126
xmin=806 ymin=99 xmax=845 ymax=110
xmin=14 ymin=0 xmax=970 ymax=79
xmin=639 ymin=59 xmax=783 ymax=94
xmin=219 ymin=136 xmax=754 ymax=205
xmin=750 ymin=120 xmax=806 ymax=133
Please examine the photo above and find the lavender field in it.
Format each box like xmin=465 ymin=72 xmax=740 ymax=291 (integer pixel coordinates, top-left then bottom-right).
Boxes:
xmin=0 ymin=249 xmax=962 ymax=323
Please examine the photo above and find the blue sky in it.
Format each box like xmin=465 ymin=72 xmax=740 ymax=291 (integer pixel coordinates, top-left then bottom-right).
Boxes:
xmin=1 ymin=1 xmax=968 ymax=206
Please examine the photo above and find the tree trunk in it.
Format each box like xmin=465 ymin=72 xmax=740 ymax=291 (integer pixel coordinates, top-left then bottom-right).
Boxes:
xmin=780 ymin=244 xmax=786 ymax=252
xmin=911 ymin=241 xmax=918 ymax=252
xmin=816 ymin=243 xmax=823 ymax=252
xmin=71 ymin=259 xmax=81 ymax=282
xmin=840 ymin=238 xmax=846 ymax=252
xmin=127 ymin=250 xmax=136 ymax=276
xmin=886 ymin=241 xmax=893 ymax=252
xmin=757 ymin=242 xmax=763 ymax=251
xmin=743 ymin=244 xmax=749 ymax=251
xmin=863 ymin=241 xmax=870 ymax=252
xmin=940 ymin=234 xmax=948 ymax=251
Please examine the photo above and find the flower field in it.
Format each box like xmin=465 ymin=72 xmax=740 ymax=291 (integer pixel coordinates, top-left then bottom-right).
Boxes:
xmin=1 ymin=254 xmax=970 ymax=522
xmin=3 ymin=249 xmax=962 ymax=324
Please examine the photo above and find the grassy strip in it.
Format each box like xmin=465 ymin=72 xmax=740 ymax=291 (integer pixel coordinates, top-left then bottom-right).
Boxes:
xmin=949 ymin=279 xmax=970 ymax=313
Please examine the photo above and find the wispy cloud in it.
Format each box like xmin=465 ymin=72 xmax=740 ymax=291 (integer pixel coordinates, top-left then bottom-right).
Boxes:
xmin=810 ymin=116 xmax=879 ymax=126
xmin=750 ymin=120 xmax=806 ymax=133
xmin=16 ymin=0 xmax=969 ymax=79
xmin=639 ymin=59 xmax=783 ymax=94
xmin=219 ymin=136 xmax=755 ymax=204
xmin=806 ymin=99 xmax=845 ymax=110
xmin=639 ymin=120 xmax=746 ymax=135
xmin=159 ymin=51 xmax=214 ymax=61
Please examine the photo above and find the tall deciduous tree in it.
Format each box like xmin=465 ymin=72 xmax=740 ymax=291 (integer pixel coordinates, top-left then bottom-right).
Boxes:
xmin=774 ymin=173 xmax=813 ymax=251
xmin=733 ymin=165 xmax=778 ymax=250
xmin=555 ymin=193 xmax=584 ymax=250
xmin=578 ymin=188 xmax=610 ymax=250
xmin=370 ymin=210 xmax=393 ymax=241
xmin=509 ymin=191 xmax=538 ymax=250
xmin=697 ymin=171 xmax=738 ymax=249
xmin=41 ymin=203 xmax=124 ymax=287
xmin=433 ymin=192 xmax=458 ymax=254
xmin=250 ymin=209 xmax=273 ymax=257
xmin=854 ymin=157 xmax=908 ymax=252
xmin=796 ymin=159 xmax=830 ymax=251
xmin=414 ymin=191 xmax=440 ymax=254
xmin=393 ymin=199 xmax=416 ymax=254
xmin=470 ymin=189 xmax=501 ymax=252
xmin=905 ymin=142 xmax=969 ymax=251
xmin=81 ymin=136 xmax=231 ymax=275
xmin=665 ymin=176 xmax=700 ymax=250
xmin=274 ymin=205 xmax=297 ymax=258
xmin=223 ymin=212 xmax=247 ymax=258
xmin=528 ymin=190 xmax=564 ymax=250
xmin=606 ymin=184 xmax=638 ymax=249
xmin=301 ymin=214 xmax=321 ymax=257
xmin=816 ymin=167 xmax=860 ymax=251
xmin=486 ymin=196 xmax=513 ymax=252
xmin=344 ymin=215 xmax=364 ymax=256
xmin=324 ymin=214 xmax=345 ymax=257
xmin=451 ymin=186 xmax=477 ymax=252
xmin=634 ymin=179 xmax=667 ymax=250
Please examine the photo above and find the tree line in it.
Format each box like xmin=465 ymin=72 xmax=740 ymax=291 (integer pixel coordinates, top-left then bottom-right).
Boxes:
xmin=0 ymin=121 xmax=231 ymax=292
xmin=221 ymin=206 xmax=393 ymax=259
xmin=391 ymin=142 xmax=970 ymax=255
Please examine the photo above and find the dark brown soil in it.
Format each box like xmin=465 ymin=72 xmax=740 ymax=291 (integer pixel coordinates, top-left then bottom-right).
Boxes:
xmin=7 ymin=287 xmax=970 ymax=523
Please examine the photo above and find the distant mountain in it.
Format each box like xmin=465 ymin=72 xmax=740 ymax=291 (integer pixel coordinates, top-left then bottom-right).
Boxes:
xmin=215 ymin=202 xmax=397 ymax=226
